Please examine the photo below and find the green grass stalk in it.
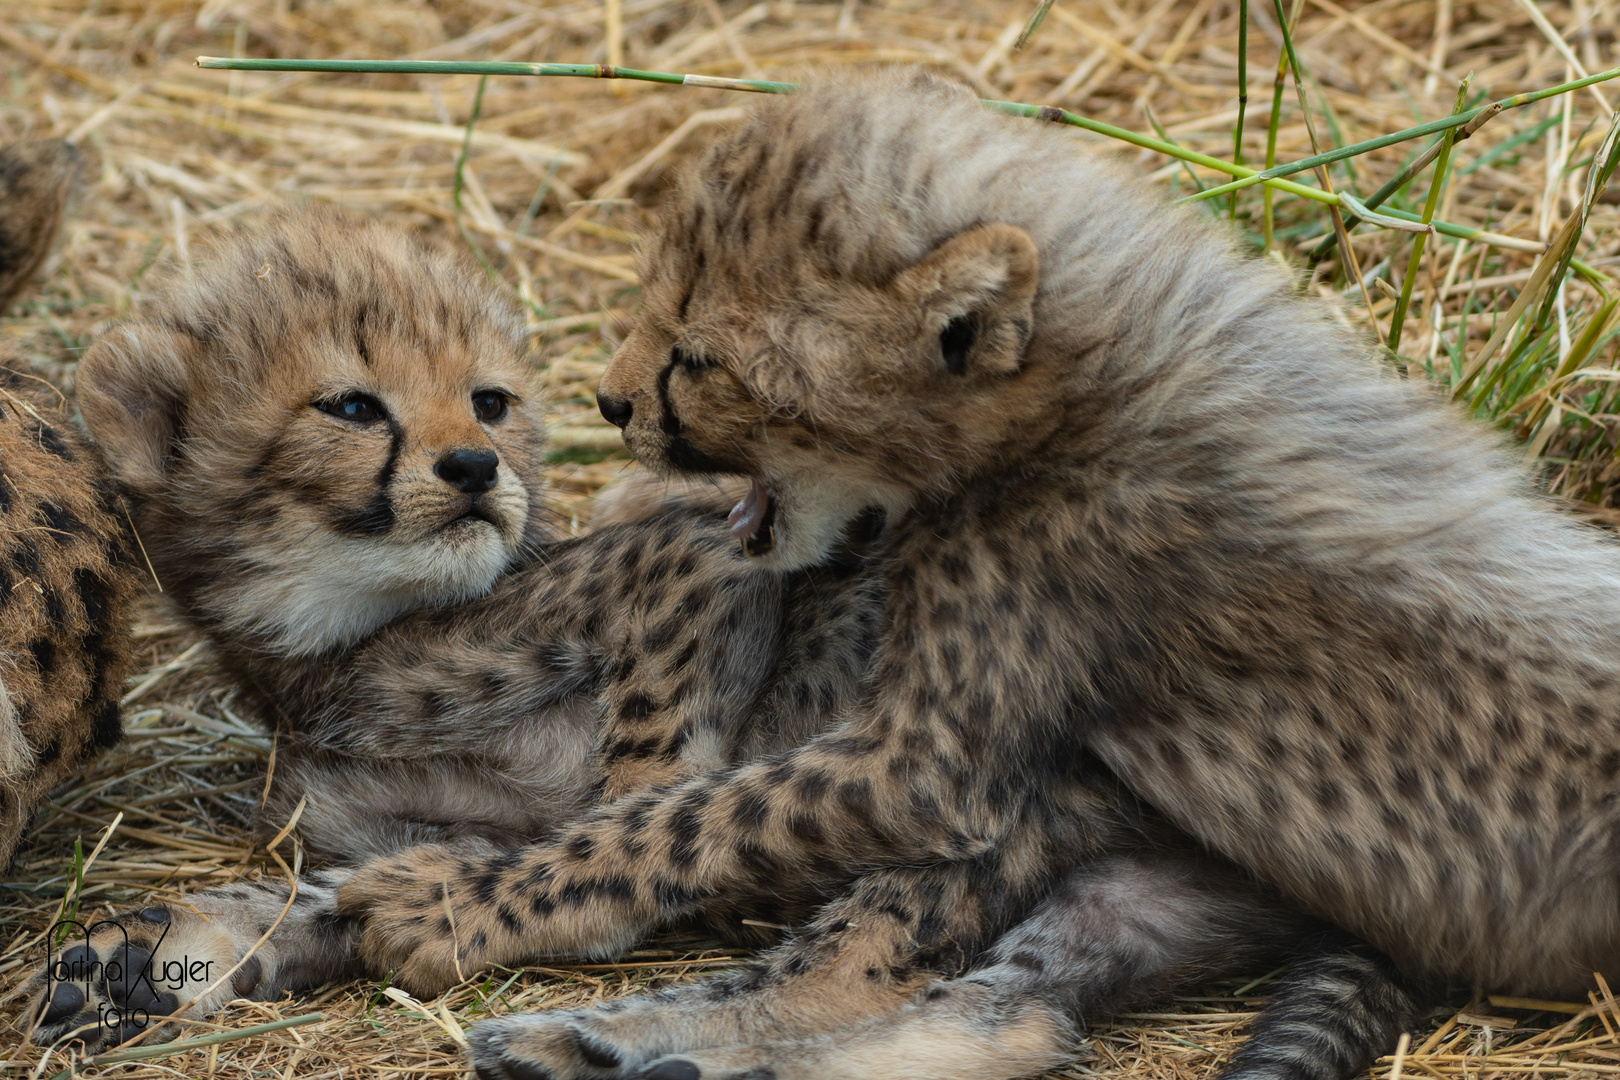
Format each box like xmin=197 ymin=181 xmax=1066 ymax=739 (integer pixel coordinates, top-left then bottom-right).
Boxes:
xmin=1271 ymin=0 xmax=1377 ymax=338
xmin=1231 ymin=0 xmax=1249 ymax=222
xmin=452 ymin=75 xmax=488 ymax=213
xmin=1262 ymin=0 xmax=1306 ymax=251
xmin=1388 ymin=78 xmax=1470 ymax=353
xmin=190 ymin=55 xmax=1582 ymax=260
xmin=1146 ymin=105 xmax=1207 ymax=192
xmin=1309 ymin=83 xmax=1488 ymax=261
xmin=44 ymin=1014 xmax=326 ymax=1080
xmin=1262 ymin=39 xmax=1290 ymax=249
xmin=195 ymin=55 xmax=1620 ymax=208
xmin=1184 ymin=64 xmax=1620 ymax=204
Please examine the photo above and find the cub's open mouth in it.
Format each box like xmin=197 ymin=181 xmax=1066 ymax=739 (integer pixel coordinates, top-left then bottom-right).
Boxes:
xmin=448 ymin=500 xmax=497 ymax=528
xmin=729 ymin=478 xmax=777 ymax=557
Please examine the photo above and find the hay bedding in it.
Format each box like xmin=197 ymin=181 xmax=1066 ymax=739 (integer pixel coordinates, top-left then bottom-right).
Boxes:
xmin=6 ymin=0 xmax=1620 ymax=1075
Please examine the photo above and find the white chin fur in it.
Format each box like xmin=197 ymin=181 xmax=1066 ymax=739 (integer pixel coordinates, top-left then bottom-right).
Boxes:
xmin=213 ymin=519 xmax=516 ymax=657
xmin=746 ymin=475 xmax=906 ymax=572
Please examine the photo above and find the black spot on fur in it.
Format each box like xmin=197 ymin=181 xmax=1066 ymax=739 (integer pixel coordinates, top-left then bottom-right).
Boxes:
xmin=28 ymin=637 xmax=55 ymax=677
xmin=91 ymin=699 xmax=122 ymax=749
xmin=34 ymin=423 xmax=73 ymax=460
xmin=37 ymin=501 xmax=84 ymax=540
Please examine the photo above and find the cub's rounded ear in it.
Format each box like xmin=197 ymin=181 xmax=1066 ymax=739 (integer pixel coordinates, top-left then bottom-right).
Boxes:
xmin=895 ymin=223 xmax=1039 ymax=376
xmin=77 ymin=322 xmax=200 ymax=495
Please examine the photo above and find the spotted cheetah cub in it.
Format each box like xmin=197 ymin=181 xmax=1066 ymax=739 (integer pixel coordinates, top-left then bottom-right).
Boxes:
xmin=320 ymin=70 xmax=1620 ymax=1079
xmin=0 ymin=139 xmax=139 ymax=866
xmin=27 ymin=207 xmax=881 ymax=1050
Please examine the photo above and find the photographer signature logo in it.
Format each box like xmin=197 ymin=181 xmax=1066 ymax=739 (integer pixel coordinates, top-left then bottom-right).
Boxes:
xmin=45 ymin=919 xmax=214 ymax=1035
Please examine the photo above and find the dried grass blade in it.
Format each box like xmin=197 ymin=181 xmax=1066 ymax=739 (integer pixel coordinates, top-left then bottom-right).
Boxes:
xmin=42 ymin=1013 xmax=324 ymax=1080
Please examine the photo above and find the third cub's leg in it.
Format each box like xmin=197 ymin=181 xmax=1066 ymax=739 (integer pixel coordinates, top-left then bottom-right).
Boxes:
xmin=468 ymin=858 xmax=1038 ymax=1080
xmin=660 ymin=857 xmax=1417 ymax=1080
xmin=468 ymin=787 xmax=1119 ymax=1079
xmin=470 ymin=852 xmax=1415 ymax=1080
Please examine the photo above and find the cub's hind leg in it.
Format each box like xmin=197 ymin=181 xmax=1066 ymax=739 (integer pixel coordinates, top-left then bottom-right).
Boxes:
xmin=654 ymin=856 xmax=1416 ymax=1080
xmin=468 ymin=851 xmax=1414 ymax=1080
xmin=468 ymin=795 xmax=1086 ymax=1080
xmin=468 ymin=859 xmax=1026 ymax=1080
xmin=1218 ymin=936 xmax=1422 ymax=1080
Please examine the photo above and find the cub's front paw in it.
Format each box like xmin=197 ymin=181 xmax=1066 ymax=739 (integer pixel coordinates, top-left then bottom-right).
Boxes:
xmin=470 ymin=1010 xmax=646 ymax=1080
xmin=27 ymin=905 xmax=255 ymax=1050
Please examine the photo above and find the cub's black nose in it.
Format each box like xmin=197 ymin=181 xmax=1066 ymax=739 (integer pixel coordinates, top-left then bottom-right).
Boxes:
xmin=597 ymin=389 xmax=633 ymax=429
xmin=435 ymin=448 xmax=499 ymax=493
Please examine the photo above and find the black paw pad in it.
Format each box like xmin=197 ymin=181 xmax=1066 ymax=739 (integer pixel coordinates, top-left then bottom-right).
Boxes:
xmin=640 ymin=1059 xmax=702 ymax=1080
xmin=40 ymin=979 xmax=84 ymax=1023
xmin=104 ymin=945 xmax=159 ymax=1010
xmin=52 ymin=944 xmax=96 ymax=980
xmin=233 ymin=955 xmax=263 ymax=997
xmin=137 ymin=907 xmax=171 ymax=924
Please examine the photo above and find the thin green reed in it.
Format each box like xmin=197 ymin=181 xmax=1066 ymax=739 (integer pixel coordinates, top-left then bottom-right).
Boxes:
xmin=1271 ymin=0 xmax=1376 ymax=334
xmin=1187 ymin=63 xmax=1620 ymax=204
xmin=1387 ymin=78 xmax=1470 ymax=353
xmin=1307 ymin=87 xmax=1492 ymax=264
xmin=195 ymin=54 xmax=1620 ymax=259
xmin=1262 ymin=0 xmax=1306 ymax=252
xmin=1231 ymin=0 xmax=1249 ymax=222
xmin=452 ymin=75 xmax=488 ymax=213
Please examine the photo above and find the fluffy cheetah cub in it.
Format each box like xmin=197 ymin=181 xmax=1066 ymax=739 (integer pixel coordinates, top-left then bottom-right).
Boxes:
xmin=329 ymin=69 xmax=1620 ymax=1079
xmin=0 ymin=139 xmax=139 ymax=866
xmin=28 ymin=208 xmax=879 ymax=1049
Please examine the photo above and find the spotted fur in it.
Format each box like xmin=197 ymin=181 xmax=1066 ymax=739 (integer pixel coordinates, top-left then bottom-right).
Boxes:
xmin=29 ymin=209 xmax=884 ymax=1050
xmin=585 ymin=69 xmax=1620 ymax=999
xmin=0 ymin=139 xmax=139 ymax=866
xmin=324 ymin=73 xmax=1489 ymax=1080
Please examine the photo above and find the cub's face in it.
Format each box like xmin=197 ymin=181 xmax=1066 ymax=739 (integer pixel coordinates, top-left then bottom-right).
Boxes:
xmin=79 ymin=211 xmax=546 ymax=656
xmin=600 ymin=216 xmax=1052 ymax=573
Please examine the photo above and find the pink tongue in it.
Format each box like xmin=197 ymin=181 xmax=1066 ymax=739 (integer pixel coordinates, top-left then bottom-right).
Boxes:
xmin=728 ymin=479 xmax=770 ymax=542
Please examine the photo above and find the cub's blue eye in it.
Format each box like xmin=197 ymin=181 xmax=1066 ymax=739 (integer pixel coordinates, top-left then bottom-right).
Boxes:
xmin=316 ymin=393 xmax=385 ymax=423
xmin=472 ymin=390 xmax=509 ymax=423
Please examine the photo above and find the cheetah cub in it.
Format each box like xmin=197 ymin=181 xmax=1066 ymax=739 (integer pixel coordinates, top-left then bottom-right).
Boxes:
xmin=28 ymin=208 xmax=881 ymax=1050
xmin=325 ymin=70 xmax=1620 ymax=1079
xmin=0 ymin=139 xmax=139 ymax=866
xmin=28 ymin=208 xmax=1380 ymax=1076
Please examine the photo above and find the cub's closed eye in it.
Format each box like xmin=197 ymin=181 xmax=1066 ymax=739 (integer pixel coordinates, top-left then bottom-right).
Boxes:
xmin=672 ymin=347 xmax=710 ymax=373
xmin=316 ymin=392 xmax=386 ymax=423
xmin=472 ymin=390 xmax=510 ymax=423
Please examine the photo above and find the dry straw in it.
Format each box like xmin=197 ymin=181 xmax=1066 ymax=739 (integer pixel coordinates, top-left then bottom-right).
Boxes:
xmin=10 ymin=0 xmax=1620 ymax=1077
